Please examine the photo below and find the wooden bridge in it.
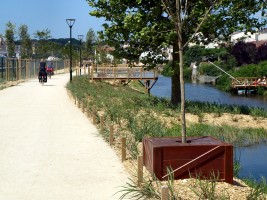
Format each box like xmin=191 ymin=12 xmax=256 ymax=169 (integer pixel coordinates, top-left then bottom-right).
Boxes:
xmin=231 ymin=77 xmax=267 ymax=94
xmin=76 ymin=62 xmax=159 ymax=94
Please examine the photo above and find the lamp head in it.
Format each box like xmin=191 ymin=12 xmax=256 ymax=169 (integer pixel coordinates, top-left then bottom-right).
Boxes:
xmin=66 ymin=19 xmax=76 ymax=27
xmin=78 ymin=35 xmax=84 ymax=40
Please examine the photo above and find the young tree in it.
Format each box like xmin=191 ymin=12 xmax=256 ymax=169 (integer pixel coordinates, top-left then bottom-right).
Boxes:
xmin=161 ymin=0 xmax=266 ymax=142
xmin=85 ymin=28 xmax=97 ymax=61
xmin=18 ymin=24 xmax=32 ymax=58
xmin=87 ymin=0 xmax=266 ymax=142
xmin=5 ymin=21 xmax=16 ymax=57
xmin=34 ymin=29 xmax=52 ymax=58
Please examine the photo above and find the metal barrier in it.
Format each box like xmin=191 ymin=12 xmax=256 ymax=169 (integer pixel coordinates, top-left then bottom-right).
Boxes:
xmin=0 ymin=58 xmax=68 ymax=84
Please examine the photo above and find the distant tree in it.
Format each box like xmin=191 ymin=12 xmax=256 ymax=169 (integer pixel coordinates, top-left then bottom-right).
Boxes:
xmin=34 ymin=29 xmax=52 ymax=58
xmin=184 ymin=46 xmax=205 ymax=67
xmin=18 ymin=24 xmax=32 ymax=58
xmin=85 ymin=28 xmax=97 ymax=61
xmin=5 ymin=21 xmax=16 ymax=57
xmin=257 ymin=43 xmax=267 ymax=61
xmin=231 ymin=41 xmax=257 ymax=66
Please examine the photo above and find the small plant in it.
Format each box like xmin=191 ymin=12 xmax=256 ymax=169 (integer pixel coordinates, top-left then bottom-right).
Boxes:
xmin=197 ymin=112 xmax=205 ymax=123
xmin=189 ymin=171 xmax=230 ymax=200
xmin=214 ymin=107 xmax=223 ymax=117
xmin=116 ymin=176 xmax=161 ymax=200
xmin=233 ymin=106 xmax=241 ymax=114
xmin=165 ymin=167 xmax=182 ymax=199
xmin=250 ymin=108 xmax=267 ymax=120
xmin=126 ymin=138 xmax=140 ymax=159
xmin=232 ymin=115 xmax=239 ymax=122
xmin=233 ymin=160 xmax=242 ymax=177
xmin=246 ymin=177 xmax=267 ymax=200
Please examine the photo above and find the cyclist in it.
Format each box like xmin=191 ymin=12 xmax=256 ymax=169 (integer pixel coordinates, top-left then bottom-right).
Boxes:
xmin=38 ymin=59 xmax=47 ymax=82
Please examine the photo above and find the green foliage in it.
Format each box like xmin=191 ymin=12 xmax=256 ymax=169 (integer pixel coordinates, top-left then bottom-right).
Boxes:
xmin=85 ymin=28 xmax=97 ymax=60
xmin=231 ymin=41 xmax=258 ymax=66
xmin=117 ymin=177 xmax=160 ymax=200
xmin=214 ymin=61 xmax=267 ymax=92
xmin=183 ymin=66 xmax=192 ymax=79
xmin=33 ymin=29 xmax=53 ymax=58
xmin=87 ymin=0 xmax=266 ymax=69
xmin=184 ymin=46 xmax=205 ymax=67
xmin=165 ymin=123 xmax=267 ymax=147
xmin=233 ymin=161 xmax=241 ymax=177
xmin=244 ymin=177 xmax=267 ymax=200
xmin=229 ymin=63 xmax=266 ymax=83
xmin=128 ymin=113 xmax=167 ymax=142
xmin=5 ymin=21 xmax=16 ymax=57
xmin=67 ymin=77 xmax=267 ymax=148
xmin=18 ymin=25 xmax=32 ymax=58
xmin=198 ymin=62 xmax=220 ymax=76
xmin=189 ymin=172 xmax=230 ymax=200
xmin=161 ymin=61 xmax=173 ymax=77
xmin=68 ymin=77 xmax=267 ymax=199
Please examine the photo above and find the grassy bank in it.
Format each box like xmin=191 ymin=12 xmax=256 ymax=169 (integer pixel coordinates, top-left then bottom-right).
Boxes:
xmin=67 ymin=77 xmax=267 ymax=199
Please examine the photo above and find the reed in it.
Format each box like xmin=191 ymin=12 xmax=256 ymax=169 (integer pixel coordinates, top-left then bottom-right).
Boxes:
xmin=116 ymin=177 xmax=161 ymax=200
xmin=67 ymin=77 xmax=267 ymax=199
xmin=244 ymin=177 xmax=267 ymax=199
xmin=189 ymin=172 xmax=230 ymax=200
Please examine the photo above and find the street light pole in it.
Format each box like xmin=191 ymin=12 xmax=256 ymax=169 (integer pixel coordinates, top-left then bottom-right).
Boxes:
xmin=66 ymin=19 xmax=76 ymax=82
xmin=78 ymin=35 xmax=84 ymax=76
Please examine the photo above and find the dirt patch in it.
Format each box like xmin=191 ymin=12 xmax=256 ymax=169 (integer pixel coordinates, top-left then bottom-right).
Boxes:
xmin=186 ymin=113 xmax=267 ymax=130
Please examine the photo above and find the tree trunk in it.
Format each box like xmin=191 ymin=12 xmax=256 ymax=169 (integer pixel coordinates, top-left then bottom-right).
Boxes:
xmin=178 ymin=40 xmax=186 ymax=143
xmin=171 ymin=40 xmax=181 ymax=105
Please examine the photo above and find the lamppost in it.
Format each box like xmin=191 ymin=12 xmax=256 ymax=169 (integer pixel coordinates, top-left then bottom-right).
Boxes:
xmin=66 ymin=18 xmax=75 ymax=82
xmin=78 ymin=35 xmax=84 ymax=75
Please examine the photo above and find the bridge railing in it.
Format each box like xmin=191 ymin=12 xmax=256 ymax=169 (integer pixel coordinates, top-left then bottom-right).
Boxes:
xmin=231 ymin=77 xmax=265 ymax=88
xmin=82 ymin=64 xmax=158 ymax=80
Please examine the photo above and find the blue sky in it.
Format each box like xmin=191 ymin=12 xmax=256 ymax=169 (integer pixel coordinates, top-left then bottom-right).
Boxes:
xmin=0 ymin=0 xmax=105 ymax=39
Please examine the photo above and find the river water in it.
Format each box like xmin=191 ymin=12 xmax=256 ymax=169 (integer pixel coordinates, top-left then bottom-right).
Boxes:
xmin=150 ymin=75 xmax=267 ymax=181
xmin=151 ymin=75 xmax=267 ymax=110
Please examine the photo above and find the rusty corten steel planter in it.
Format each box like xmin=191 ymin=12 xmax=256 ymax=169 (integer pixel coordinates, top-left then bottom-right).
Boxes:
xmin=143 ymin=136 xmax=233 ymax=184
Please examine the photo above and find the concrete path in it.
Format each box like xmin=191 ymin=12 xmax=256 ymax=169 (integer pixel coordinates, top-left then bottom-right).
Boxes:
xmin=0 ymin=74 xmax=129 ymax=200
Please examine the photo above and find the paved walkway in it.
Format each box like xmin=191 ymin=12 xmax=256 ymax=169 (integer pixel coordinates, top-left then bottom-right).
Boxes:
xmin=0 ymin=74 xmax=129 ymax=200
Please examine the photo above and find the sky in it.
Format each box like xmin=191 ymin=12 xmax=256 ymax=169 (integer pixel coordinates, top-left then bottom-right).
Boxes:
xmin=0 ymin=0 xmax=105 ymax=39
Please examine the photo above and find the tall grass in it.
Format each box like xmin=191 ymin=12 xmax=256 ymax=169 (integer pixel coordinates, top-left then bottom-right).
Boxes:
xmin=189 ymin=172 xmax=230 ymax=200
xmin=67 ymin=77 xmax=267 ymax=147
xmin=67 ymin=77 xmax=267 ymax=199
xmin=244 ymin=177 xmax=267 ymax=200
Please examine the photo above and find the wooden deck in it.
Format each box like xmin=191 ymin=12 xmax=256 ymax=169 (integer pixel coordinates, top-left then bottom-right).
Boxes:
xmin=231 ymin=77 xmax=267 ymax=90
xmin=91 ymin=66 xmax=157 ymax=80
xmin=77 ymin=63 xmax=159 ymax=94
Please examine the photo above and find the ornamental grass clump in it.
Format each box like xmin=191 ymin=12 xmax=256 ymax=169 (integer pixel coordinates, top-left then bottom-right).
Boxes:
xmin=189 ymin=172 xmax=230 ymax=200
xmin=245 ymin=177 xmax=267 ymax=200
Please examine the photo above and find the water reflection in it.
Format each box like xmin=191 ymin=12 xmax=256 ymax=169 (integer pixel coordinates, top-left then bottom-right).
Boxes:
xmin=235 ymin=143 xmax=267 ymax=181
xmin=151 ymin=75 xmax=267 ymax=110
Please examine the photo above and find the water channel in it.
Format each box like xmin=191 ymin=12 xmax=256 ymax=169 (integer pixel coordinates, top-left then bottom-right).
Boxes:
xmin=151 ymin=75 xmax=267 ymax=110
xmin=150 ymin=75 xmax=267 ymax=181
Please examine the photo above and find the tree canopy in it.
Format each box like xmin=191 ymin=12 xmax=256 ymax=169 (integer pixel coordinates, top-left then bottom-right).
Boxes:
xmin=5 ymin=21 xmax=16 ymax=57
xmin=87 ymin=0 xmax=266 ymax=62
xmin=87 ymin=0 xmax=266 ymax=142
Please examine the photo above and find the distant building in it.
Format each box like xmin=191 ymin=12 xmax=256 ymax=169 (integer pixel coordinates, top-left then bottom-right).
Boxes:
xmin=230 ymin=28 xmax=267 ymax=47
xmin=0 ymin=36 xmax=21 ymax=58
xmin=0 ymin=36 xmax=7 ymax=57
